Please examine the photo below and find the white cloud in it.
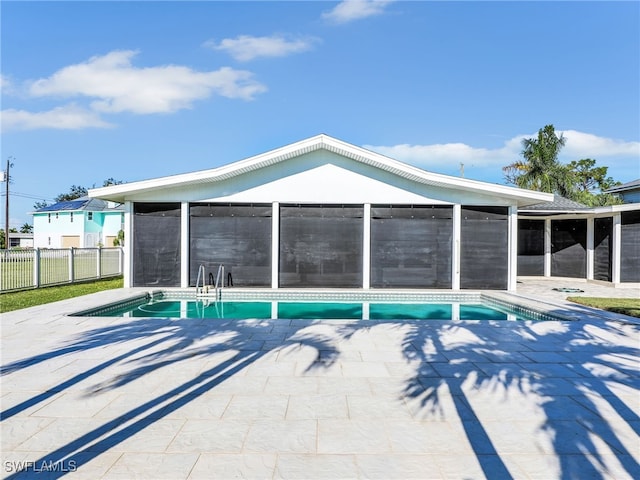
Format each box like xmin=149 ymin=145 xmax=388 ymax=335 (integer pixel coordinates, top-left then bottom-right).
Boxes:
xmin=1 ymin=105 xmax=113 ymax=132
xmin=28 ymin=50 xmax=267 ymax=114
xmin=0 ymin=74 xmax=11 ymax=93
xmin=322 ymin=0 xmax=395 ymax=24
xmin=364 ymin=131 xmax=640 ymax=172
xmin=363 ymin=138 xmax=521 ymax=170
xmin=205 ymin=34 xmax=319 ymax=62
xmin=559 ymin=130 xmax=640 ymax=158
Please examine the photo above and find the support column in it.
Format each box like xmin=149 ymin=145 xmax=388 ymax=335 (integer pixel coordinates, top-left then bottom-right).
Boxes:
xmin=507 ymin=206 xmax=518 ymax=291
xmin=180 ymin=202 xmax=190 ymax=288
xmin=452 ymin=204 xmax=461 ymax=290
xmin=612 ymin=213 xmax=621 ymax=284
xmin=544 ymin=218 xmax=552 ymax=277
xmin=586 ymin=217 xmax=594 ymax=280
xmin=123 ymin=201 xmax=133 ymax=288
xmin=362 ymin=203 xmax=371 ymax=289
xmin=271 ymin=202 xmax=280 ymax=289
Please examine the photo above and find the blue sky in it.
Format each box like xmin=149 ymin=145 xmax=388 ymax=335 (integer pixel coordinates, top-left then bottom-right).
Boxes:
xmin=2 ymin=0 xmax=639 ymax=229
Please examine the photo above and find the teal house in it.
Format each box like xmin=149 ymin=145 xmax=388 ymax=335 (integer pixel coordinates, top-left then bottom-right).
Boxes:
xmin=32 ymin=197 xmax=124 ymax=248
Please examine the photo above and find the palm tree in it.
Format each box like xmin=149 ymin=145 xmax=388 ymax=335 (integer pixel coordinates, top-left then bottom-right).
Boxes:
xmin=504 ymin=124 xmax=574 ymax=197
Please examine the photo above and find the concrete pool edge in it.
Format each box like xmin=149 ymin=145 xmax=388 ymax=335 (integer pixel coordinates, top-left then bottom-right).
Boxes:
xmin=61 ymin=287 xmax=637 ymax=324
xmin=484 ymin=290 xmax=640 ymax=326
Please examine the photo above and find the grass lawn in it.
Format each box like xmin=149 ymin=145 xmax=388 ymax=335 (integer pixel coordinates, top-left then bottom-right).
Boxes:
xmin=0 ymin=277 xmax=124 ymax=313
xmin=567 ymin=296 xmax=640 ymax=318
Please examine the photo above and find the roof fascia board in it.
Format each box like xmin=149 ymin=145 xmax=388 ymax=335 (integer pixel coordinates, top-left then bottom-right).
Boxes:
xmin=520 ymin=204 xmax=640 ymax=219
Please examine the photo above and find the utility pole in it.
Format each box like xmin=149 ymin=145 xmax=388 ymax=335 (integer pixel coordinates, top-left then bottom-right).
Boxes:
xmin=3 ymin=157 xmax=13 ymax=249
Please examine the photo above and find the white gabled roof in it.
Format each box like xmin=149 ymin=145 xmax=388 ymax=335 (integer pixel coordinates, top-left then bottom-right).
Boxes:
xmin=89 ymin=134 xmax=553 ymax=207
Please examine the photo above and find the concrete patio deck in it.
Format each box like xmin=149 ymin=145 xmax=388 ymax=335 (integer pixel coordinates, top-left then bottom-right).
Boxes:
xmin=1 ymin=280 xmax=638 ymax=479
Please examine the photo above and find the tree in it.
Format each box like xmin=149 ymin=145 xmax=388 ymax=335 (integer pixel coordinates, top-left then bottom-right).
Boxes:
xmin=20 ymin=223 xmax=33 ymax=234
xmin=101 ymin=178 xmax=123 ymax=187
xmin=113 ymin=229 xmax=125 ymax=247
xmin=55 ymin=185 xmax=88 ymax=202
xmin=33 ymin=200 xmax=49 ymax=210
xmin=503 ymin=124 xmax=573 ymax=197
xmin=47 ymin=179 xmax=124 ymax=205
xmin=565 ymin=158 xmax=622 ymax=206
xmin=0 ymin=228 xmax=17 ymax=249
xmin=503 ymin=124 xmax=622 ymax=206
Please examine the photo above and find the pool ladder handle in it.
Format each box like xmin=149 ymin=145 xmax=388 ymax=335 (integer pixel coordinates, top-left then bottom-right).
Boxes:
xmin=195 ymin=263 xmax=224 ymax=299
xmin=213 ymin=264 xmax=224 ymax=300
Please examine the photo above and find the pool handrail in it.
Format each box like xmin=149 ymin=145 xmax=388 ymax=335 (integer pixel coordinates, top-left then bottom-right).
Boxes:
xmin=195 ymin=264 xmax=206 ymax=295
xmin=214 ymin=264 xmax=224 ymax=300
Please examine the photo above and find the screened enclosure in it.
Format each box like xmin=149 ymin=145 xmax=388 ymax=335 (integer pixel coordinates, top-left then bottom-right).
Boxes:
xmin=517 ymin=219 xmax=545 ymax=276
xmin=129 ymin=200 xmax=534 ymax=289
xmin=133 ymin=203 xmax=181 ymax=287
xmin=279 ymin=205 xmax=363 ymax=287
xmin=551 ymin=219 xmax=587 ymax=278
xmin=621 ymin=210 xmax=640 ymax=282
xmin=594 ymin=217 xmax=612 ymax=282
xmin=370 ymin=205 xmax=452 ymax=288
xmin=189 ymin=203 xmax=272 ymax=287
xmin=460 ymin=206 xmax=509 ymax=289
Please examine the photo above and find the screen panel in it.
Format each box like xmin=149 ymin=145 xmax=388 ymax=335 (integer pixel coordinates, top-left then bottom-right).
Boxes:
xmin=370 ymin=205 xmax=452 ymax=288
xmin=189 ymin=204 xmax=272 ymax=287
xmin=460 ymin=206 xmax=509 ymax=289
xmin=133 ymin=203 xmax=181 ymax=287
xmin=279 ymin=205 xmax=363 ymax=287
xmin=551 ymin=219 xmax=587 ymax=278
xmin=621 ymin=210 xmax=640 ymax=282
xmin=593 ymin=217 xmax=612 ymax=282
xmin=517 ymin=219 xmax=545 ymax=276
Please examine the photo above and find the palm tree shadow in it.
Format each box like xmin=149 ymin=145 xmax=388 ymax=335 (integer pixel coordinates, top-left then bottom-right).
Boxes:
xmin=399 ymin=320 xmax=516 ymax=478
xmin=395 ymin=317 xmax=639 ymax=480
xmin=2 ymin=316 xmax=341 ymax=479
xmin=2 ymin=312 xmax=638 ymax=480
xmin=521 ymin=320 xmax=640 ymax=479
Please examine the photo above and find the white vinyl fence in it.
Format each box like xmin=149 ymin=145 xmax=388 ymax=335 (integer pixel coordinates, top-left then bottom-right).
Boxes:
xmin=0 ymin=247 xmax=124 ymax=292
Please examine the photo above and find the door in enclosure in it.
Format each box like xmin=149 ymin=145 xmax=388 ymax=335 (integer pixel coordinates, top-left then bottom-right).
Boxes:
xmin=370 ymin=205 xmax=452 ymax=288
xmin=189 ymin=203 xmax=272 ymax=287
xmin=551 ymin=219 xmax=586 ymax=278
xmin=517 ymin=219 xmax=544 ymax=276
xmin=460 ymin=206 xmax=509 ymax=289
xmin=132 ymin=203 xmax=181 ymax=287
xmin=621 ymin=210 xmax=640 ymax=282
xmin=594 ymin=217 xmax=612 ymax=282
xmin=279 ymin=204 xmax=363 ymax=287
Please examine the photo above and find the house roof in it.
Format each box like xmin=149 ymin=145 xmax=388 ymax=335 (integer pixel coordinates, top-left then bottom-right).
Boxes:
xmin=518 ymin=195 xmax=590 ymax=215
xmin=604 ymin=178 xmax=640 ymax=194
xmin=33 ymin=197 xmax=124 ymax=214
xmin=89 ymin=134 xmax=553 ymax=207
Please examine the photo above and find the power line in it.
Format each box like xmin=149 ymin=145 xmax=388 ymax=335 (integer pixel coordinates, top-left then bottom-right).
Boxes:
xmin=1 ymin=191 xmax=54 ymax=201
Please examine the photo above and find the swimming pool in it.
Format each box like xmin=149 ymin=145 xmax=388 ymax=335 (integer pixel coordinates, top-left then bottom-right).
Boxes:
xmin=73 ymin=291 xmax=560 ymax=321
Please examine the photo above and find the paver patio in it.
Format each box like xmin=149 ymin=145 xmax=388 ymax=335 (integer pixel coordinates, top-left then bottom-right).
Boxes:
xmin=1 ymin=280 xmax=639 ymax=479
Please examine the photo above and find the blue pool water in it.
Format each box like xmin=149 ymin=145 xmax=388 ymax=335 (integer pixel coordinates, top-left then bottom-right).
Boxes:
xmin=80 ymin=295 xmax=552 ymax=321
